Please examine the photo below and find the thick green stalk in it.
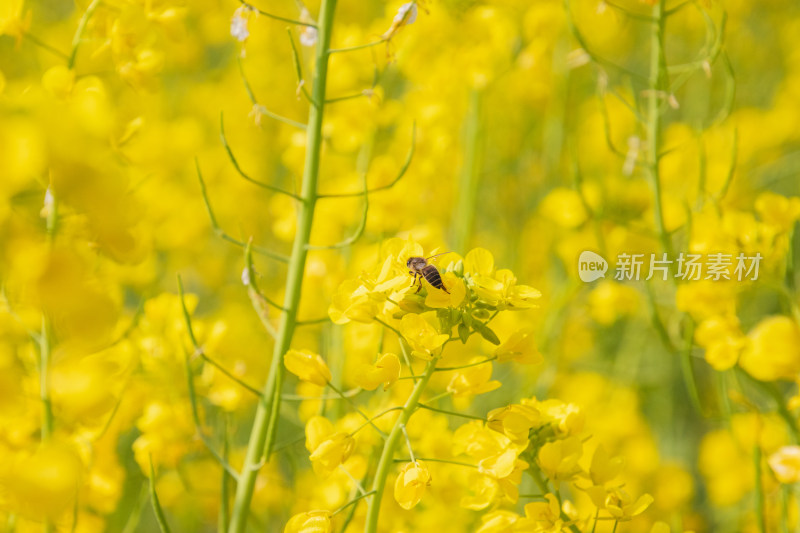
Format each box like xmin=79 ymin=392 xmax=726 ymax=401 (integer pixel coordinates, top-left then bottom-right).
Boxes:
xmin=42 ymin=191 xmax=58 ymax=533
xmin=364 ymin=358 xmax=439 ymax=533
xmin=754 ymin=445 xmax=766 ymax=533
xmin=451 ymin=90 xmax=483 ymax=252
xmin=40 ymin=316 xmax=54 ymax=533
xmin=647 ymin=0 xmax=672 ymax=259
xmin=39 ymin=316 xmax=53 ymax=441
xmin=227 ymin=1 xmax=337 ymax=531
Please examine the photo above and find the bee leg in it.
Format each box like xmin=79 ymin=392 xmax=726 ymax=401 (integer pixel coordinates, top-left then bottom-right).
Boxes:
xmin=409 ymin=272 xmax=418 ymax=287
xmin=415 ymin=276 xmax=423 ymax=294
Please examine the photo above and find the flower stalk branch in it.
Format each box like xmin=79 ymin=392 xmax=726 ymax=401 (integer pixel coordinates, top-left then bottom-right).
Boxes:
xmin=227 ymin=0 xmax=338 ymax=530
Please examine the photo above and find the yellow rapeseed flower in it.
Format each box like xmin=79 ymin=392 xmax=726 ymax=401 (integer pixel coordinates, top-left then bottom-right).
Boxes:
xmin=328 ymin=279 xmax=380 ymax=324
xmin=446 ymin=357 xmax=501 ymax=398
xmin=675 ymin=280 xmax=737 ymax=321
xmin=587 ymin=280 xmax=640 ymax=325
xmin=354 ymin=352 xmax=401 ymax=391
xmin=539 ymin=187 xmax=589 ymax=229
xmin=695 ymin=314 xmax=745 ymax=371
xmin=284 ymin=349 xmax=332 ymax=387
xmin=0 ymin=0 xmax=30 ymax=42
xmin=739 ymin=315 xmax=800 ymax=381
xmin=304 ymin=415 xmax=355 ymax=477
xmin=525 ymin=398 xmax=584 ymax=437
xmin=400 ymin=313 xmax=449 ymax=360
xmin=284 ymin=509 xmax=332 ymax=533
xmin=518 ymin=494 xmax=566 ymax=532
xmin=464 ymin=248 xmax=495 ymax=277
xmin=652 ymin=464 xmax=695 ymax=512
xmin=493 ymin=328 xmax=542 ymax=364
xmin=587 ymin=445 xmax=623 ymax=488
xmin=1 ymin=442 xmax=82 ymax=521
xmin=537 ymin=435 xmax=583 ymax=483
xmin=42 ymin=66 xmax=75 ymax=100
xmin=394 ymin=460 xmax=432 ymax=510
xmin=755 ymin=191 xmax=800 ymax=232
xmin=475 ymin=510 xmax=520 ymax=533
xmin=459 ymin=472 xmax=499 ymax=510
xmin=585 ymin=486 xmax=653 ymax=521
xmin=425 ymin=271 xmax=466 ymax=308
xmin=698 ymin=429 xmax=751 ymax=506
xmin=486 ymin=403 xmax=540 ymax=445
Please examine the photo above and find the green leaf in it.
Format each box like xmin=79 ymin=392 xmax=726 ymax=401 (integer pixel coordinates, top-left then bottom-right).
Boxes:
xmin=474 ymin=321 xmax=501 ymax=345
xmin=458 ymin=323 xmax=470 ymax=344
xmin=472 ymin=308 xmax=491 ymax=320
xmin=149 ymin=460 xmax=172 ymax=533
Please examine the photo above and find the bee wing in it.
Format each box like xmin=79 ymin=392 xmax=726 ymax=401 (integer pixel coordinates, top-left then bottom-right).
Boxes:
xmin=424 ymin=251 xmax=452 ymax=262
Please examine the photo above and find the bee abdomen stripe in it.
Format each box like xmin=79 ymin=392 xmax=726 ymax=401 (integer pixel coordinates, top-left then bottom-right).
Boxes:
xmin=422 ymin=267 xmax=444 ymax=288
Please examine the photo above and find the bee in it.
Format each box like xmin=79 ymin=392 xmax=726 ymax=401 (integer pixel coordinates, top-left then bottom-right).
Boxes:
xmin=407 ymin=253 xmax=450 ymax=294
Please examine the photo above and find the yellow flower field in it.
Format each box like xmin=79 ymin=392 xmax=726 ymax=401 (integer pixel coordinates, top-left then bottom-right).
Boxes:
xmin=1 ymin=0 xmax=800 ymax=532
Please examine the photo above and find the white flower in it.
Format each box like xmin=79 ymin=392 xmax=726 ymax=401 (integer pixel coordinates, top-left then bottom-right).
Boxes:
xmin=40 ymin=187 xmax=54 ymax=219
xmin=230 ymin=5 xmax=252 ymax=42
xmin=622 ymin=136 xmax=640 ymax=176
xmin=769 ymin=445 xmax=800 ymax=483
xmin=300 ymin=27 xmax=318 ymax=46
xmin=393 ymin=2 xmax=417 ymax=26
xmin=299 ymin=8 xmax=318 ymax=46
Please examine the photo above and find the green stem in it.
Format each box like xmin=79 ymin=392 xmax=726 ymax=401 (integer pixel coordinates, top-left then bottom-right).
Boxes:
xmin=149 ymin=460 xmax=172 ymax=533
xmin=23 ymin=33 xmax=69 ymax=60
xmin=219 ymin=414 xmax=231 ymax=533
xmin=451 ymin=89 xmax=483 ymax=252
xmin=329 ymin=40 xmax=384 ymax=54
xmin=41 ymin=188 xmax=58 ymax=533
xmin=39 ymin=316 xmax=53 ymax=442
xmin=780 ymin=484 xmax=789 ymax=533
xmin=364 ymin=357 xmax=440 ymax=533
xmin=332 ymin=491 xmax=376 ymax=516
xmin=434 ymin=356 xmax=496 ymax=371
xmin=647 ymin=0 xmax=672 ymax=261
xmin=119 ymin=485 xmax=148 ymax=533
xmin=738 ymin=369 xmax=800 ymax=443
xmin=527 ymin=468 xmax=581 ymax=533
xmin=226 ymin=1 xmax=337 ymax=530
xmin=68 ymin=0 xmax=101 ymax=70
xmin=349 ymin=407 xmax=402 ymax=437
xmin=327 ymin=381 xmax=387 ymax=437
xmin=41 ymin=321 xmax=53 ymax=533
xmin=754 ymin=445 xmax=766 ymax=533
xmin=417 ymin=403 xmax=484 ymax=421
xmin=392 ymin=457 xmax=477 ymax=468
xmin=239 ymin=0 xmax=317 ymax=28
xmin=678 ymin=319 xmax=706 ymax=416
